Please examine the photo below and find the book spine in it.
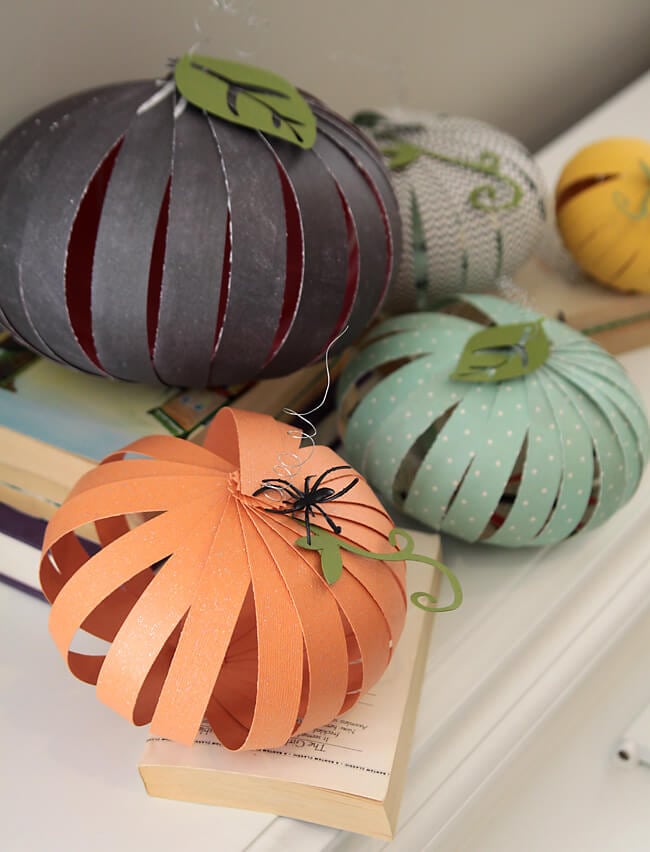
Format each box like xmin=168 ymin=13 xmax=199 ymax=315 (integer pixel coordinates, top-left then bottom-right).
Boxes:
xmin=0 ymin=502 xmax=47 ymax=550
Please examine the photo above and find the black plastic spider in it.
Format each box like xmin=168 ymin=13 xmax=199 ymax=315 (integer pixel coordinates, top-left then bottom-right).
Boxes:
xmin=253 ymin=465 xmax=359 ymax=545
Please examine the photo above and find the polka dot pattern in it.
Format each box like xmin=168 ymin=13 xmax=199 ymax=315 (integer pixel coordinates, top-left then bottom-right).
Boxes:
xmin=337 ymin=294 xmax=650 ymax=548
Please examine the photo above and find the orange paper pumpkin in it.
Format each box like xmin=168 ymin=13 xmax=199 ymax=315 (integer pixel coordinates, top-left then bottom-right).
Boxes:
xmin=556 ymin=137 xmax=650 ymax=292
xmin=40 ymin=408 xmax=407 ymax=749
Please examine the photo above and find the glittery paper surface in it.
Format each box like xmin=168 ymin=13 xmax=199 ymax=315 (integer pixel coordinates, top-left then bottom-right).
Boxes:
xmin=0 ymin=72 xmax=400 ymax=386
xmin=40 ymin=408 xmax=407 ymax=748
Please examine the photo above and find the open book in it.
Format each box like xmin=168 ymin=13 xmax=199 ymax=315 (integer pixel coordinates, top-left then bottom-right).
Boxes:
xmin=139 ymin=532 xmax=440 ymax=840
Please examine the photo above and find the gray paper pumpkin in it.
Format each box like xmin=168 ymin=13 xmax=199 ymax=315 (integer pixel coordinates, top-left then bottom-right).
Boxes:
xmin=0 ymin=74 xmax=400 ymax=387
xmin=337 ymin=294 xmax=650 ymax=548
xmin=354 ymin=109 xmax=547 ymax=313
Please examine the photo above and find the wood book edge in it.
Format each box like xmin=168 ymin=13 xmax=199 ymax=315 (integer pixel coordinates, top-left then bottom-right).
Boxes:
xmin=382 ymin=563 xmax=441 ymax=835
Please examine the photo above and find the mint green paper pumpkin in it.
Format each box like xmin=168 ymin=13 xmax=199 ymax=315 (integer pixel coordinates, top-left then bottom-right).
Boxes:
xmin=337 ymin=294 xmax=650 ymax=547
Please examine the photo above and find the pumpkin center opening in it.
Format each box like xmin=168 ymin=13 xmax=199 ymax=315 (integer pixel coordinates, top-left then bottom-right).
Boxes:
xmin=435 ymin=299 xmax=495 ymax=326
xmin=338 ymin=356 xmax=417 ymax=427
xmin=210 ymin=210 xmax=231 ymax=362
xmin=147 ymin=177 xmax=171 ymax=363
xmin=555 ymin=173 xmax=618 ymax=212
xmin=210 ymin=587 xmax=259 ymax=749
xmin=572 ymin=443 xmax=601 ymax=534
xmin=263 ymin=157 xmax=304 ymax=366
xmin=132 ymin=619 xmax=184 ymax=726
xmin=65 ymin=137 xmax=124 ymax=368
xmin=478 ymin=436 xmax=528 ymax=540
xmin=392 ymin=403 xmax=458 ymax=508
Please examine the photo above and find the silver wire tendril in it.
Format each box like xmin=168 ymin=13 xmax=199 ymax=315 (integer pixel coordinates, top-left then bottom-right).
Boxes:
xmin=260 ymin=326 xmax=349 ymax=503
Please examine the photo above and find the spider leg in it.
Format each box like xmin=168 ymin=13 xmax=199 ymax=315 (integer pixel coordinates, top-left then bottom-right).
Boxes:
xmin=310 ymin=465 xmax=353 ymax=492
xmin=263 ymin=506 xmax=299 ymax=515
xmin=318 ymin=477 xmax=359 ymax=503
xmin=254 ymin=479 xmax=303 ymax=499
xmin=304 ymin=505 xmax=313 ymax=545
xmin=257 ymin=478 xmax=304 ymax=496
xmin=312 ymin=502 xmax=342 ymax=535
xmin=255 ymin=478 xmax=291 ymax=489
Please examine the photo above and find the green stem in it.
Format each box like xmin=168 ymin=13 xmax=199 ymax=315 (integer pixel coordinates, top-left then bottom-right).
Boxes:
xmin=383 ymin=137 xmax=523 ymax=212
xmin=423 ymin=150 xmax=523 ymax=211
xmin=612 ymin=159 xmax=650 ymax=220
xmin=295 ymin=525 xmax=463 ymax=613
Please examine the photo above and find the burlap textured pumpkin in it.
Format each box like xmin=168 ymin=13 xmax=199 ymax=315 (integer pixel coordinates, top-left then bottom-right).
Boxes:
xmin=354 ymin=110 xmax=546 ymax=312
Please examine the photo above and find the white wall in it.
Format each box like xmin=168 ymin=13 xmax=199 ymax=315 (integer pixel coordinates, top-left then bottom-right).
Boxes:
xmin=1 ymin=0 xmax=649 ymax=150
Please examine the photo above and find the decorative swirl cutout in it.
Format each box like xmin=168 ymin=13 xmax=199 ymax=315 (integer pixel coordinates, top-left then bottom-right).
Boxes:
xmin=382 ymin=140 xmax=524 ymax=212
xmin=296 ymin=525 xmax=463 ymax=612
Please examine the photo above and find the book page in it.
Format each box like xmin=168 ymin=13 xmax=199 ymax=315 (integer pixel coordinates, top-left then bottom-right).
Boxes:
xmin=141 ymin=534 xmax=439 ymax=803
xmin=0 ymin=334 xmax=340 ymax=462
xmin=0 ymin=355 xmax=174 ymax=460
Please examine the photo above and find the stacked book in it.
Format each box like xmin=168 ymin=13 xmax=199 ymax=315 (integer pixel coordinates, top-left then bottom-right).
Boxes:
xmin=0 ymin=329 xmax=341 ymax=536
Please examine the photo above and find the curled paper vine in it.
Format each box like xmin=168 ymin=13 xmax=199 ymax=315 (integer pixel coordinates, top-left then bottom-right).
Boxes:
xmin=296 ymin=525 xmax=463 ymax=612
xmin=381 ymin=139 xmax=524 ymax=212
xmin=612 ymin=160 xmax=650 ymax=220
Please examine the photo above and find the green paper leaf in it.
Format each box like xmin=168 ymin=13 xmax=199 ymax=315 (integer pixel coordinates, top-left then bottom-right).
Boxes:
xmin=296 ymin=525 xmax=463 ymax=612
xmin=410 ymin=190 xmax=430 ymax=307
xmin=295 ymin=528 xmax=344 ymax=584
xmin=352 ymin=110 xmax=386 ymax=129
xmin=382 ymin=140 xmax=424 ymax=170
xmin=450 ymin=319 xmax=550 ymax=383
xmin=174 ymin=53 xmax=316 ymax=149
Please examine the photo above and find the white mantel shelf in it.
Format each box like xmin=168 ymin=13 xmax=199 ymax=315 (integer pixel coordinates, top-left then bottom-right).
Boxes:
xmin=2 ymin=74 xmax=650 ymax=852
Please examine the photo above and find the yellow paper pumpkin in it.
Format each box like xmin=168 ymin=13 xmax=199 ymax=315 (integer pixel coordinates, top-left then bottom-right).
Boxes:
xmin=556 ymin=137 xmax=650 ymax=293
